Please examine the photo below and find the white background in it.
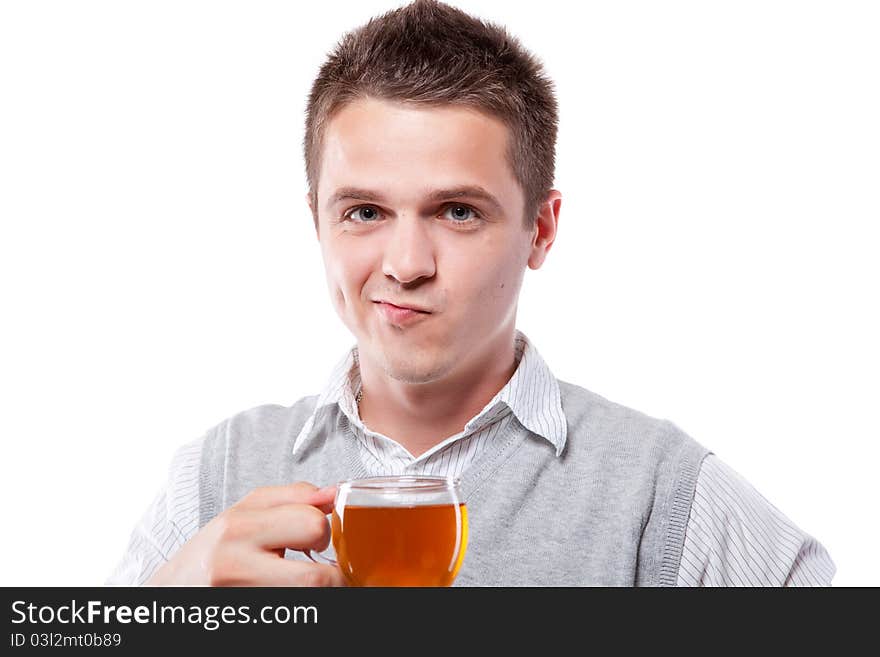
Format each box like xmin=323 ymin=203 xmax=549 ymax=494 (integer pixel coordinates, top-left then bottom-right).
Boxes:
xmin=1 ymin=1 xmax=877 ymax=586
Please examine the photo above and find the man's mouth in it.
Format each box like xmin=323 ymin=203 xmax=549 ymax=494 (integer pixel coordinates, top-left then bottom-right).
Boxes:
xmin=373 ymin=300 xmax=432 ymax=326
xmin=373 ymin=300 xmax=431 ymax=313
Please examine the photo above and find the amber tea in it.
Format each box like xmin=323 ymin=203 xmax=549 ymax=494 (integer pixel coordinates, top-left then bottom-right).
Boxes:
xmin=306 ymin=476 xmax=468 ymax=587
xmin=331 ymin=502 xmax=468 ymax=587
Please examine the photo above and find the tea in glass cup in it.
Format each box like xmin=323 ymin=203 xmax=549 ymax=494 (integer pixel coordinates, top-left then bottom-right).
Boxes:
xmin=310 ymin=475 xmax=468 ymax=587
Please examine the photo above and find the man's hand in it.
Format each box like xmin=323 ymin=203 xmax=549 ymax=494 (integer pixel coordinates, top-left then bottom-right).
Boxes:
xmin=146 ymin=482 xmax=346 ymax=586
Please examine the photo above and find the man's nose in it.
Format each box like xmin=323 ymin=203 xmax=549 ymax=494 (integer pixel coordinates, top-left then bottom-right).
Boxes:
xmin=381 ymin=216 xmax=437 ymax=285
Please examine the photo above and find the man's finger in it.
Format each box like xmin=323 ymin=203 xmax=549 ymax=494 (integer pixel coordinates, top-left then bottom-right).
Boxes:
xmin=236 ymin=482 xmax=337 ymax=510
xmin=238 ymin=505 xmax=334 ymax=552
xmin=279 ymin=560 xmax=347 ymax=587
xmin=231 ymin=554 xmax=347 ymax=587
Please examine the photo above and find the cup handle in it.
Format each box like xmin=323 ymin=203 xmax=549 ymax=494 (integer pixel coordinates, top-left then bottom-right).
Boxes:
xmin=303 ymin=549 xmax=338 ymax=567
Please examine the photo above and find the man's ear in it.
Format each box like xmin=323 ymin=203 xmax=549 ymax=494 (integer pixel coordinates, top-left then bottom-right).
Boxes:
xmin=306 ymin=192 xmax=319 ymax=240
xmin=527 ymin=190 xmax=562 ymax=270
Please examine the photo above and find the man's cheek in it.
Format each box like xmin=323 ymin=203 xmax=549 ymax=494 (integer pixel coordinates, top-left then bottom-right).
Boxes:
xmin=332 ymin=287 xmax=347 ymax=315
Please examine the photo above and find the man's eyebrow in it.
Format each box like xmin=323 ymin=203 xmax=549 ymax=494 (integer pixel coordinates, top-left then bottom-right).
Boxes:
xmin=326 ymin=187 xmax=385 ymax=208
xmin=427 ymin=186 xmax=504 ymax=215
xmin=326 ymin=186 xmax=504 ymax=215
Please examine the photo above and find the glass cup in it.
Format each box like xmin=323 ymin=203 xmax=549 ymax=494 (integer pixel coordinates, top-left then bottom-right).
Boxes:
xmin=307 ymin=475 xmax=468 ymax=587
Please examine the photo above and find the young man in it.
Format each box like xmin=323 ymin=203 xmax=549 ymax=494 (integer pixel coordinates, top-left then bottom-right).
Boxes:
xmin=108 ymin=0 xmax=835 ymax=586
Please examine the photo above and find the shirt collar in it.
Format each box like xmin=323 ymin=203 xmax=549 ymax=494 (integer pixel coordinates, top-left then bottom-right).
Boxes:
xmin=291 ymin=329 xmax=567 ymax=457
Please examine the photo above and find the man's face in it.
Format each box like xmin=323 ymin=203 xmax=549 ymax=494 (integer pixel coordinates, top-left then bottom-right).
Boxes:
xmin=312 ymin=97 xmax=539 ymax=385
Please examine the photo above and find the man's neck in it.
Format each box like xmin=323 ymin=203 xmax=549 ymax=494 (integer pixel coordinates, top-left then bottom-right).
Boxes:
xmin=356 ymin=336 xmax=519 ymax=458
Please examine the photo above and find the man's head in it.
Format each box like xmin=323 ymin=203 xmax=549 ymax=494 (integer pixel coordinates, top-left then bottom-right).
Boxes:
xmin=304 ymin=0 xmax=558 ymax=230
xmin=304 ymin=0 xmax=561 ymax=388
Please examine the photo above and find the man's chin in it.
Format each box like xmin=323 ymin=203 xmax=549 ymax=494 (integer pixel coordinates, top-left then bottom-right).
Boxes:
xmin=380 ymin=360 xmax=449 ymax=385
xmin=372 ymin=347 xmax=451 ymax=385
xmin=356 ymin=333 xmax=455 ymax=384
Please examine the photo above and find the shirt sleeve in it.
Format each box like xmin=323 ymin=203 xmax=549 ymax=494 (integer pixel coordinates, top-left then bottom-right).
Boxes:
xmin=676 ymin=454 xmax=836 ymax=587
xmin=105 ymin=435 xmax=205 ymax=585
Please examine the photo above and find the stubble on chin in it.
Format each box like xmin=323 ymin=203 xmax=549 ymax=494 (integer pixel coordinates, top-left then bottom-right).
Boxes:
xmin=369 ymin=341 xmax=452 ymax=386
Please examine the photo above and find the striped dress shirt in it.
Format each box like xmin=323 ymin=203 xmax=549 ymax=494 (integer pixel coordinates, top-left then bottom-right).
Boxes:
xmin=107 ymin=331 xmax=836 ymax=586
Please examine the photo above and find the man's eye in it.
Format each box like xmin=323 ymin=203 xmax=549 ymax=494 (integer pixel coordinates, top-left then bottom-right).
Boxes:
xmin=443 ymin=205 xmax=479 ymax=222
xmin=346 ymin=206 xmax=381 ymax=222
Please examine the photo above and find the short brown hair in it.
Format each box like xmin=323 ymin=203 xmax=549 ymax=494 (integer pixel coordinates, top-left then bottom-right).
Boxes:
xmin=304 ymin=0 xmax=558 ymax=229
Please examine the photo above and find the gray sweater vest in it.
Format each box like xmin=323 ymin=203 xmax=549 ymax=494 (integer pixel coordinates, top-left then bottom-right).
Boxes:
xmin=198 ymin=380 xmax=710 ymax=586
